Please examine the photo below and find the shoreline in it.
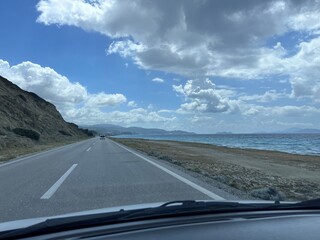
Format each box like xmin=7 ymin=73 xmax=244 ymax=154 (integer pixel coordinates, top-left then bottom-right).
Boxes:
xmin=114 ymin=137 xmax=320 ymax=157
xmin=113 ymin=136 xmax=320 ymax=157
xmin=112 ymin=137 xmax=320 ymax=201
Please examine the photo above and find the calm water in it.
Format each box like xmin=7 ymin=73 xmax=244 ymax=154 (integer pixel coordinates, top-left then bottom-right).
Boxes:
xmin=115 ymin=134 xmax=320 ymax=156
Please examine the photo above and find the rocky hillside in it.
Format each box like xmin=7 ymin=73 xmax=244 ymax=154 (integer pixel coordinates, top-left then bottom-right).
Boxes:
xmin=0 ymin=75 xmax=94 ymax=155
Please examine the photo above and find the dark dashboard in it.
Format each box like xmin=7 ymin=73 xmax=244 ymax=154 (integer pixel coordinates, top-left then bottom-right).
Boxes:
xmin=24 ymin=210 xmax=320 ymax=240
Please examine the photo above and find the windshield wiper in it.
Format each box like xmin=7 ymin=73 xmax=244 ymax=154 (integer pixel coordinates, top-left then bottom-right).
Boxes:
xmin=0 ymin=200 xmax=267 ymax=239
xmin=1 ymin=199 xmax=320 ymax=239
xmin=292 ymin=198 xmax=320 ymax=208
xmin=117 ymin=200 xmax=286 ymax=221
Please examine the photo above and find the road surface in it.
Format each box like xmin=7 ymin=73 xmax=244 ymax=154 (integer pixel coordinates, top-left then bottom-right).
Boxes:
xmin=0 ymin=138 xmax=233 ymax=223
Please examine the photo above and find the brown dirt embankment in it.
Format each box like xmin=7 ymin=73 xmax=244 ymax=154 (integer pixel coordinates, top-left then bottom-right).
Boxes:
xmin=112 ymin=138 xmax=320 ymax=201
xmin=0 ymin=137 xmax=90 ymax=162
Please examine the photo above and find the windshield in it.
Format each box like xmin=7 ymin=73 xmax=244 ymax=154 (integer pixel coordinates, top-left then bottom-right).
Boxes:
xmin=0 ymin=0 xmax=320 ymax=224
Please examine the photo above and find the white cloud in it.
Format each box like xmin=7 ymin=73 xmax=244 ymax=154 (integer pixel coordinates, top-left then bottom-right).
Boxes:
xmin=268 ymin=105 xmax=320 ymax=117
xmin=37 ymin=0 xmax=162 ymax=39
xmin=65 ymin=107 xmax=176 ymax=126
xmin=85 ymin=92 xmax=126 ymax=107
xmin=107 ymin=40 xmax=145 ymax=58
xmin=34 ymin=0 xmax=320 ymax=130
xmin=0 ymin=59 xmax=178 ymax=126
xmin=286 ymin=37 xmax=320 ymax=102
xmin=127 ymin=100 xmax=137 ymax=107
xmin=238 ymin=103 xmax=320 ymax=118
xmin=190 ymin=115 xmax=214 ymax=124
xmin=173 ymin=78 xmax=238 ymax=113
xmin=288 ymin=7 xmax=320 ymax=32
xmin=239 ymin=90 xmax=285 ymax=103
xmin=0 ymin=59 xmax=126 ymax=113
xmin=158 ymin=109 xmax=175 ymax=113
xmin=36 ymin=1 xmax=320 ymax=99
xmin=152 ymin=77 xmax=164 ymax=83
xmin=0 ymin=59 xmax=88 ymax=105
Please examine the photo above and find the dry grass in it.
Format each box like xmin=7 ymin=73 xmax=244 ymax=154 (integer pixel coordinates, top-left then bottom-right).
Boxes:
xmin=112 ymin=138 xmax=320 ymax=201
xmin=0 ymin=137 xmax=89 ymax=162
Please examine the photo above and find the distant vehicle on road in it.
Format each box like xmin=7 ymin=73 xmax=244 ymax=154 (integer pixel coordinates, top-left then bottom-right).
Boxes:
xmin=100 ymin=135 xmax=105 ymax=140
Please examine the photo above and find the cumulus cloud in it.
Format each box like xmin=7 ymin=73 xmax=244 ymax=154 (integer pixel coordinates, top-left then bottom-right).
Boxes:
xmin=34 ymin=0 xmax=320 ymax=130
xmin=173 ymin=78 xmax=238 ymax=113
xmin=152 ymin=77 xmax=164 ymax=83
xmin=65 ymin=107 xmax=176 ymax=126
xmin=36 ymin=0 xmax=320 ymax=103
xmin=0 ymin=59 xmax=126 ymax=108
xmin=0 ymin=59 xmax=126 ymax=112
xmin=286 ymin=37 xmax=320 ymax=102
xmin=85 ymin=93 xmax=126 ymax=107
xmin=0 ymin=59 xmax=87 ymax=105
xmin=0 ymin=59 xmax=177 ymax=126
xmin=127 ymin=100 xmax=137 ymax=107
xmin=190 ymin=115 xmax=214 ymax=124
xmin=238 ymin=102 xmax=320 ymax=118
xmin=239 ymin=90 xmax=286 ymax=103
xmin=268 ymin=105 xmax=320 ymax=117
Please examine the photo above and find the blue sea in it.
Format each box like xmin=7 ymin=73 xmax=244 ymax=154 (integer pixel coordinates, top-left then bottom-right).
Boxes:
xmin=114 ymin=134 xmax=320 ymax=156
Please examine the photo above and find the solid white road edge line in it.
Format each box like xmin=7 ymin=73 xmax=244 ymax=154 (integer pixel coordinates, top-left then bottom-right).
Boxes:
xmin=86 ymin=147 xmax=91 ymax=152
xmin=111 ymin=140 xmax=225 ymax=200
xmin=0 ymin=139 xmax=92 ymax=168
xmin=41 ymin=164 xmax=78 ymax=199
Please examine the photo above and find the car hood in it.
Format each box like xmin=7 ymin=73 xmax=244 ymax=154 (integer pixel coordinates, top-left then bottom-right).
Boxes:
xmin=0 ymin=200 xmax=288 ymax=232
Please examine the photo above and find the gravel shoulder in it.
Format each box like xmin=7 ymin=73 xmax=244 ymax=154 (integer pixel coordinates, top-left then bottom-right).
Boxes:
xmin=112 ymin=138 xmax=320 ymax=201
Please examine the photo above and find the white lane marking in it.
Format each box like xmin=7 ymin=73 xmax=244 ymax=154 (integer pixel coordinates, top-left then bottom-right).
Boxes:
xmin=111 ymin=140 xmax=225 ymax=200
xmin=86 ymin=147 xmax=91 ymax=152
xmin=41 ymin=164 xmax=78 ymax=199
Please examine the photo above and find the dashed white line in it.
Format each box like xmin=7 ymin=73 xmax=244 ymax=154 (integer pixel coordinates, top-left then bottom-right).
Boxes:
xmin=41 ymin=164 xmax=78 ymax=199
xmin=111 ymin=140 xmax=225 ymax=200
xmin=86 ymin=147 xmax=91 ymax=152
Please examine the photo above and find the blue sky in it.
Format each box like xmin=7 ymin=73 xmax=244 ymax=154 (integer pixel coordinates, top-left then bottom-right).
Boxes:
xmin=0 ymin=0 xmax=180 ymax=110
xmin=0 ymin=0 xmax=320 ymax=133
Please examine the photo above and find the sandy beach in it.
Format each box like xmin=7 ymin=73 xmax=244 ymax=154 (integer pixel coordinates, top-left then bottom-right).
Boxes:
xmin=112 ymin=138 xmax=320 ymax=201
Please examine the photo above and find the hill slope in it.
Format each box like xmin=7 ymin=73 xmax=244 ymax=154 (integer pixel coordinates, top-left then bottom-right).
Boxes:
xmin=0 ymin=75 xmax=93 ymax=158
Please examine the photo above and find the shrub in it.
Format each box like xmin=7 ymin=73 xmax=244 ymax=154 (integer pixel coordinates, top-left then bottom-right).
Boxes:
xmin=59 ymin=130 xmax=72 ymax=136
xmin=67 ymin=122 xmax=79 ymax=129
xmin=18 ymin=94 xmax=27 ymax=102
xmin=12 ymin=128 xmax=40 ymax=140
xmin=250 ymin=187 xmax=286 ymax=201
xmin=148 ymin=151 xmax=159 ymax=157
xmin=80 ymin=128 xmax=95 ymax=137
xmin=158 ymin=155 xmax=172 ymax=161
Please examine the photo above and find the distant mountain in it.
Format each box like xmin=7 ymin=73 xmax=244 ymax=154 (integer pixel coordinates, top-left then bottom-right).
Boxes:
xmin=81 ymin=123 xmax=195 ymax=136
xmin=0 ymin=75 xmax=94 ymax=154
xmin=276 ymin=128 xmax=320 ymax=134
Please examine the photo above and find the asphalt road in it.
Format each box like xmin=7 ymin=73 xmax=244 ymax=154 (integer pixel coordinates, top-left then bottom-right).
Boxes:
xmin=0 ymin=138 xmax=232 ymax=223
